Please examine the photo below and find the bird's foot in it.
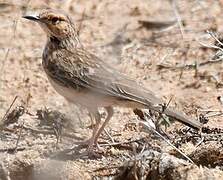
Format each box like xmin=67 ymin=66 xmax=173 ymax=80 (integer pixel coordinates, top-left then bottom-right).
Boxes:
xmin=87 ymin=145 xmax=103 ymax=158
xmin=73 ymin=138 xmax=105 ymax=157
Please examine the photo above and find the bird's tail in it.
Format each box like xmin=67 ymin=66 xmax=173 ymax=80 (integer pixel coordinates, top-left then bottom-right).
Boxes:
xmin=164 ymin=107 xmax=202 ymax=129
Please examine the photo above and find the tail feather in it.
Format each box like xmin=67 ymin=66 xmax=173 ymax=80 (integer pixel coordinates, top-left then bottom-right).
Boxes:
xmin=164 ymin=108 xmax=202 ymax=129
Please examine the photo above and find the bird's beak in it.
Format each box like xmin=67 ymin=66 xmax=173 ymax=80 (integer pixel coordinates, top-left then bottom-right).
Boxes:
xmin=23 ymin=14 xmax=40 ymax=22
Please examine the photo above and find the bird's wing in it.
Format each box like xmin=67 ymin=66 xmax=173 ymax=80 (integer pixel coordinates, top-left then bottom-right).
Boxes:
xmin=45 ymin=48 xmax=163 ymax=108
xmin=45 ymin=48 xmax=202 ymax=129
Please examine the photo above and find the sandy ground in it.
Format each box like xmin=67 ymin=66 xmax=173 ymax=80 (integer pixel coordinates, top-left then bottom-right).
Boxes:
xmin=0 ymin=0 xmax=223 ymax=179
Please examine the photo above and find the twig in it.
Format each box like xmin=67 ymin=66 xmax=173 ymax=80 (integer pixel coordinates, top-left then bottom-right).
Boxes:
xmin=138 ymin=20 xmax=177 ymax=30
xmin=157 ymin=58 xmax=223 ymax=70
xmin=199 ymin=31 xmax=223 ymax=61
xmin=195 ymin=136 xmax=204 ymax=148
xmin=93 ymin=165 xmax=124 ymax=172
xmin=158 ymin=96 xmax=174 ymax=129
xmin=200 ymin=133 xmax=223 ymax=137
xmin=0 ymin=147 xmax=25 ymax=153
xmin=140 ymin=120 xmax=194 ymax=164
xmin=99 ymin=137 xmax=147 ymax=147
xmin=19 ymin=124 xmax=84 ymax=140
xmin=2 ymin=106 xmax=25 ymax=128
xmin=77 ymin=9 xmax=86 ymax=36
xmin=205 ymin=112 xmax=223 ymax=118
xmin=170 ymin=0 xmax=185 ymax=39
xmin=104 ymin=128 xmax=115 ymax=143
xmin=1 ymin=96 xmax=18 ymax=126
xmin=13 ymin=121 xmax=25 ymax=152
xmin=163 ymin=96 xmax=174 ymax=111
xmin=207 ymin=30 xmax=223 ymax=47
xmin=198 ymin=109 xmax=222 ymax=113
xmin=199 ymin=41 xmax=223 ymax=51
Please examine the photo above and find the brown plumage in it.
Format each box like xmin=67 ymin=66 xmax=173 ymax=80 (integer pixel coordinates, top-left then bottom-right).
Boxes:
xmin=23 ymin=9 xmax=202 ymax=156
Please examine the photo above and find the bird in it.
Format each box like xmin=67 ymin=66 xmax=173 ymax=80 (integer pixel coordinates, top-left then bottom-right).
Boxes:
xmin=23 ymin=9 xmax=202 ymax=156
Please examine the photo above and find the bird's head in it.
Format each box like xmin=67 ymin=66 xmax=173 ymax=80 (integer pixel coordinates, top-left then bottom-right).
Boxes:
xmin=23 ymin=9 xmax=76 ymax=40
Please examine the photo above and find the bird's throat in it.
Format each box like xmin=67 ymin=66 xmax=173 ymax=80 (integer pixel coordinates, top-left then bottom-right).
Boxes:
xmin=48 ymin=35 xmax=82 ymax=51
xmin=49 ymin=36 xmax=60 ymax=45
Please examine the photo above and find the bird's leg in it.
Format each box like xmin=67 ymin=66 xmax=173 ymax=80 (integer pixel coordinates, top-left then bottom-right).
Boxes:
xmin=88 ymin=111 xmax=96 ymax=129
xmin=87 ymin=109 xmax=101 ymax=154
xmin=94 ymin=106 xmax=114 ymax=149
xmin=72 ymin=107 xmax=113 ymax=156
xmin=73 ymin=112 xmax=97 ymax=146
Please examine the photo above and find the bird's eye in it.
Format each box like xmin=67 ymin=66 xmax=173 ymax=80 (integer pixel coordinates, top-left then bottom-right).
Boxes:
xmin=51 ymin=17 xmax=59 ymax=25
